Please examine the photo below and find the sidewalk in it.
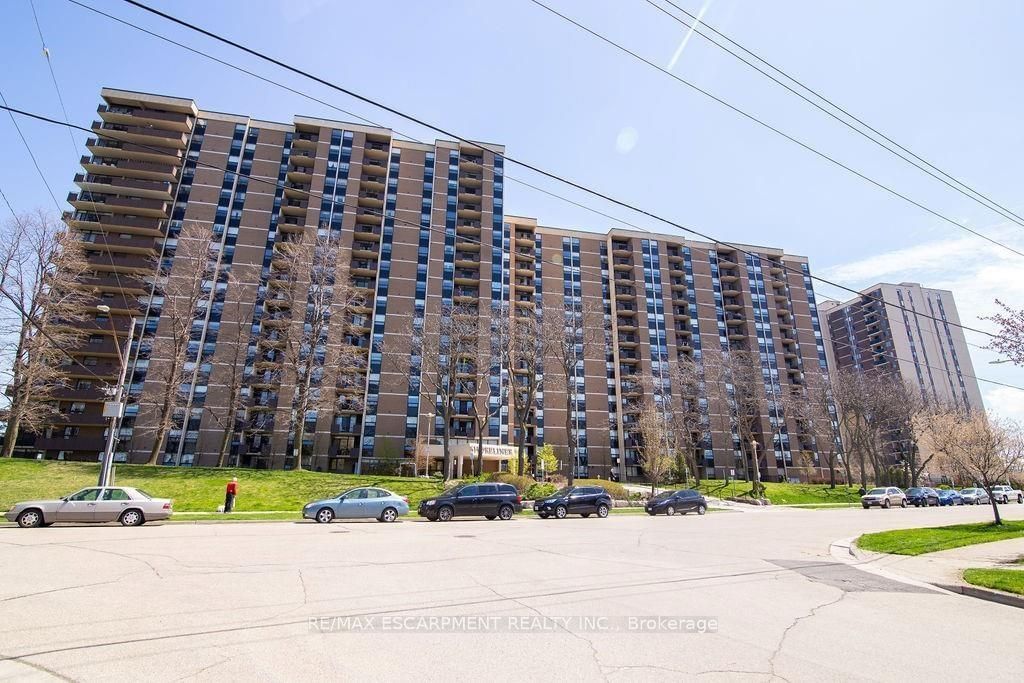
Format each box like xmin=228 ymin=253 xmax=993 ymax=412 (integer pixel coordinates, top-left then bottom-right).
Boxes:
xmin=834 ymin=536 xmax=1024 ymax=608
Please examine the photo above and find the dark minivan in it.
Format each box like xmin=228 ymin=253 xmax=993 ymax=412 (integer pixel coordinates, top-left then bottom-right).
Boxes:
xmin=534 ymin=486 xmax=612 ymax=519
xmin=418 ymin=482 xmax=522 ymax=521
xmin=645 ymin=489 xmax=707 ymax=516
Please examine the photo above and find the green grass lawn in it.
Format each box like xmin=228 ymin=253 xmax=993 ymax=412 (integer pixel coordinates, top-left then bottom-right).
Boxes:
xmin=962 ymin=568 xmax=1024 ymax=595
xmin=695 ymin=480 xmax=862 ymax=505
xmin=857 ymin=521 xmax=1024 ymax=556
xmin=0 ymin=459 xmax=444 ymax=513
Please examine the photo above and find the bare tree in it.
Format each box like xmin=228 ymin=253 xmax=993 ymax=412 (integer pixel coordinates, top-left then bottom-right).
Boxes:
xmin=664 ymin=354 xmax=709 ymax=485
xmin=704 ymin=348 xmax=767 ymax=498
xmin=138 ymin=222 xmax=211 ymax=465
xmin=984 ymin=299 xmax=1024 ymax=366
xmin=0 ymin=211 xmax=90 ymax=457
xmin=381 ymin=302 xmax=479 ymax=481
xmin=635 ymin=397 xmax=674 ymax=495
xmin=468 ymin=316 xmax=500 ymax=477
xmin=204 ymin=265 xmax=258 ymax=468
xmin=883 ymin=380 xmax=936 ymax=487
xmin=541 ymin=296 xmax=603 ymax=486
xmin=920 ymin=411 xmax=1024 ymax=525
xmin=276 ymin=232 xmax=363 ymax=472
xmin=832 ymin=369 xmax=904 ymax=487
xmin=782 ymin=369 xmax=843 ymax=488
xmin=498 ymin=308 xmax=546 ymax=477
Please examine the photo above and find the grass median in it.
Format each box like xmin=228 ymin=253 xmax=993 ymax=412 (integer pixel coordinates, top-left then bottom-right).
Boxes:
xmin=696 ymin=480 xmax=862 ymax=505
xmin=857 ymin=521 xmax=1024 ymax=556
xmin=962 ymin=568 xmax=1024 ymax=595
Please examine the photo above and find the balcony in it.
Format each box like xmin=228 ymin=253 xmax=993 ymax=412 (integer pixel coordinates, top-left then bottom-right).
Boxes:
xmin=364 ymin=140 xmax=389 ymax=159
xmin=80 ymin=156 xmax=177 ymax=183
xmin=91 ymin=120 xmax=189 ymax=149
xmin=456 ymin=269 xmax=481 ymax=285
xmin=722 ymin=286 xmax=742 ymax=298
xmin=725 ymin=315 xmax=746 ymax=326
xmin=283 ymin=182 xmax=310 ymax=200
xmin=97 ymin=104 xmax=193 ymax=133
xmin=291 ymin=133 xmax=318 ymax=151
xmin=351 ymin=241 xmax=379 ymax=259
xmin=355 ymin=208 xmax=383 ymax=226
xmin=351 ymin=261 xmax=378 ymax=277
xmin=78 ymin=231 xmax=157 ymax=255
xmin=457 ymin=203 xmax=482 ymax=219
xmin=460 ymin=171 xmax=482 ymax=187
xmin=360 ymin=175 xmax=386 ymax=191
xmin=281 ymin=199 xmax=308 ymax=217
xmin=357 ymin=191 xmax=384 ymax=209
xmin=616 ymin=318 xmax=637 ymax=331
xmin=455 ymin=238 xmax=481 ymax=252
xmin=613 ymin=258 xmax=633 ymax=271
xmin=86 ymin=137 xmax=183 ymax=165
xmin=69 ymin=192 xmax=169 ymax=219
xmin=77 ymin=274 xmax=148 ymax=295
xmin=75 ymin=173 xmax=173 ymax=201
xmin=290 ymin=150 xmax=317 ymax=167
xmin=459 ymin=155 xmax=484 ymax=172
xmin=85 ymin=252 xmax=155 ymax=274
xmin=455 ymin=252 xmax=479 ymax=268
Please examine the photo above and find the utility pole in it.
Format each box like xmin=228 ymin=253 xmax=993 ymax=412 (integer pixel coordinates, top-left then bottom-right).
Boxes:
xmin=97 ymin=306 xmax=136 ymax=487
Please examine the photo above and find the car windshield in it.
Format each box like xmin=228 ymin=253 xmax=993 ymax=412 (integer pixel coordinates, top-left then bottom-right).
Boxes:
xmin=652 ymin=491 xmax=674 ymax=501
xmin=867 ymin=488 xmax=886 ymax=495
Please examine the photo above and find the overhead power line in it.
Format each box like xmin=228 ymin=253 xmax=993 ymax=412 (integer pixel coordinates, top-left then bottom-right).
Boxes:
xmin=28 ymin=0 xmax=80 ymax=160
xmin=524 ymin=0 xmax=1024 ymax=258
xmin=3 ymin=104 xmax=1015 ymax=397
xmin=648 ymin=0 xmax=1024 ymax=232
xmin=64 ymin=0 xmax=1001 ymax=340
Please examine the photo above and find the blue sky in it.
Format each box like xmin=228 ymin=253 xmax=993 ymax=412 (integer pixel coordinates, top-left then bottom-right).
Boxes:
xmin=3 ymin=0 xmax=1023 ymax=416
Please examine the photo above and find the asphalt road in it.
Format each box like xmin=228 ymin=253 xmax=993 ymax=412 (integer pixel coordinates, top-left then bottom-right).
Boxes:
xmin=1 ymin=504 xmax=1023 ymax=681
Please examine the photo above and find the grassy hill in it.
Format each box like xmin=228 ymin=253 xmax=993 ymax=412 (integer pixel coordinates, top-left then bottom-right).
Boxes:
xmin=0 ymin=459 xmax=444 ymax=512
xmin=696 ymin=479 xmax=863 ymax=505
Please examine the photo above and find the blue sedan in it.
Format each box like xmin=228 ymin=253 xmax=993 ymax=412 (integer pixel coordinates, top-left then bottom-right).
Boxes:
xmin=937 ymin=489 xmax=963 ymax=506
xmin=303 ymin=487 xmax=410 ymax=523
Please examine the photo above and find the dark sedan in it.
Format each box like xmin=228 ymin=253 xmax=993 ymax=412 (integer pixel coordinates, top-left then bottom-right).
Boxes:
xmin=534 ymin=486 xmax=612 ymax=519
xmin=906 ymin=487 xmax=940 ymax=507
xmin=937 ymin=489 xmax=963 ymax=506
xmin=645 ymin=489 xmax=708 ymax=516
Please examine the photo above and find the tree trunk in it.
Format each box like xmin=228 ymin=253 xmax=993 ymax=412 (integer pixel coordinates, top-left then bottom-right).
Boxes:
xmin=564 ymin=394 xmax=575 ymax=486
xmin=217 ymin=424 xmax=232 ymax=469
xmin=827 ymin=458 xmax=836 ymax=489
xmin=475 ymin=417 xmax=484 ymax=477
xmin=516 ymin=437 xmax=526 ymax=478
xmin=441 ymin=416 xmax=451 ymax=481
xmin=750 ymin=448 xmax=764 ymax=498
xmin=2 ymin=412 xmax=21 ymax=458
xmin=986 ymin=484 xmax=1003 ymax=525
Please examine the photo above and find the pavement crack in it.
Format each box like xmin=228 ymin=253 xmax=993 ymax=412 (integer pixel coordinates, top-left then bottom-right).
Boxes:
xmin=768 ymin=590 xmax=846 ymax=681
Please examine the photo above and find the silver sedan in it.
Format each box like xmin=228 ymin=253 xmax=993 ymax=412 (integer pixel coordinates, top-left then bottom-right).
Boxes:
xmin=5 ymin=487 xmax=173 ymax=527
xmin=303 ymin=487 xmax=410 ymax=523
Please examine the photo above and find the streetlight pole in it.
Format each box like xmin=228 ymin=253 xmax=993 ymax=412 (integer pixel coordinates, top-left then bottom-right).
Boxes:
xmin=97 ymin=305 xmax=135 ymax=487
xmin=750 ymin=438 xmax=761 ymax=494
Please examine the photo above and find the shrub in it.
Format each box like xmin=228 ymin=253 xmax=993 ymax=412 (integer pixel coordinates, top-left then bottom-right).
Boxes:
xmin=487 ymin=472 xmax=535 ymax=494
xmin=526 ymin=483 xmax=557 ymax=500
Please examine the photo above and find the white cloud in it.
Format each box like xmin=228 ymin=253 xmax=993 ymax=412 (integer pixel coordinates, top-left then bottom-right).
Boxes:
xmin=615 ymin=126 xmax=639 ymax=154
xmin=821 ymin=224 xmax=1024 ymax=416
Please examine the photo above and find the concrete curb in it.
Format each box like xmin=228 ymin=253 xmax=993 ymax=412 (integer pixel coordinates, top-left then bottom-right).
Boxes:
xmin=932 ymin=582 xmax=1024 ymax=610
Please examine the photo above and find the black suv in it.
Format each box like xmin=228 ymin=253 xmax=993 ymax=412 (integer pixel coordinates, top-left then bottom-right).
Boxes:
xmin=905 ymin=487 xmax=940 ymax=507
xmin=418 ymin=482 xmax=522 ymax=521
xmin=645 ymin=489 xmax=707 ymax=516
xmin=534 ymin=486 xmax=612 ymax=519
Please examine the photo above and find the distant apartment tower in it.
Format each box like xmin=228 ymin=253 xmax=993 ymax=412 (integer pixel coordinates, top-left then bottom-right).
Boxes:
xmin=505 ymin=216 xmax=832 ymax=482
xmin=49 ymin=88 xmax=505 ymax=472
xmin=820 ymin=282 xmax=982 ymax=410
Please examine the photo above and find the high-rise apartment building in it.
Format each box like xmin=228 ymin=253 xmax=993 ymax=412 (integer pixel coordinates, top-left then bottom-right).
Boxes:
xmin=36 ymin=88 xmax=834 ymax=482
xmin=820 ymin=282 xmax=983 ymax=410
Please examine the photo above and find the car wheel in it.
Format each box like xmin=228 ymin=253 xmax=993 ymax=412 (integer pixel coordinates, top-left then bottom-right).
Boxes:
xmin=882 ymin=499 xmax=891 ymax=509
xmin=647 ymin=511 xmax=656 ymax=516
xmin=554 ymin=505 xmax=567 ymax=519
xmin=900 ymin=499 xmax=907 ymax=508
xmin=697 ymin=504 xmax=707 ymax=516
xmin=437 ymin=505 xmax=454 ymax=522
xmin=581 ymin=513 xmax=591 ymax=518
xmin=16 ymin=509 xmax=43 ymax=528
xmin=596 ymin=503 xmax=610 ymax=519
xmin=1017 ymin=495 xmax=1023 ymax=504
xmin=119 ymin=509 xmax=144 ymax=527
xmin=485 ymin=514 xmax=497 ymax=520
xmin=975 ymin=499 xmax=981 ymax=505
xmin=498 ymin=505 xmax=514 ymax=521
xmin=666 ymin=506 xmax=676 ymax=517
xmin=538 ymin=513 xmax=549 ymax=519
xmin=315 ymin=507 xmax=334 ymax=524
xmin=380 ymin=507 xmax=398 ymax=523
xmin=862 ymin=504 xmax=870 ymax=509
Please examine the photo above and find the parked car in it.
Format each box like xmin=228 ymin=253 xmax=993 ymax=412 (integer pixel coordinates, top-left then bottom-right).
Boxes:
xmin=937 ymin=489 xmax=963 ymax=506
xmin=959 ymin=488 xmax=990 ymax=505
xmin=645 ymin=489 xmax=707 ymax=516
xmin=418 ymin=482 xmax=522 ymax=521
xmin=906 ymin=487 xmax=940 ymax=507
xmin=534 ymin=486 xmax=612 ymax=519
xmin=861 ymin=487 xmax=907 ymax=509
xmin=990 ymin=485 xmax=1024 ymax=504
xmin=303 ymin=487 xmax=409 ymax=523
xmin=5 ymin=487 xmax=172 ymax=528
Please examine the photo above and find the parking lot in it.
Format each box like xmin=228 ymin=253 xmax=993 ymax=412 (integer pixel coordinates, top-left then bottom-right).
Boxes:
xmin=2 ymin=504 xmax=1023 ymax=680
